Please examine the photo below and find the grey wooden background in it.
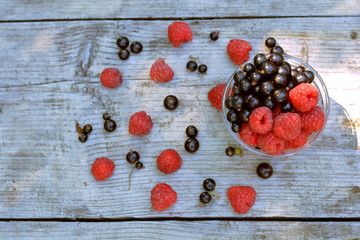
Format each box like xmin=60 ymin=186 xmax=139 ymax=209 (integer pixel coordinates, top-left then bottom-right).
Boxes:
xmin=0 ymin=0 xmax=359 ymax=239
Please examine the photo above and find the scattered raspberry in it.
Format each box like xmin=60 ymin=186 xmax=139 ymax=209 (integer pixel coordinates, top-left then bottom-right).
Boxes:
xmin=239 ymin=122 xmax=259 ymax=147
xmin=286 ymin=130 xmax=310 ymax=149
xmin=258 ymin=132 xmax=286 ymax=155
xmin=157 ymin=149 xmax=182 ymax=174
xmin=100 ymin=68 xmax=122 ymax=88
xmin=227 ymin=186 xmax=256 ymax=214
xmin=226 ymin=39 xmax=252 ymax=65
xmin=151 ymin=183 xmax=177 ymax=211
xmin=129 ymin=111 xmax=153 ymax=135
xmin=168 ymin=22 xmax=193 ymax=47
xmin=273 ymin=113 xmax=301 ymax=141
xmin=272 ymin=105 xmax=283 ymax=119
xmin=150 ymin=58 xmax=174 ymax=82
xmin=91 ymin=157 xmax=115 ymax=181
xmin=249 ymin=107 xmax=274 ymax=134
xmin=289 ymin=83 xmax=319 ymax=112
xmin=300 ymin=106 xmax=325 ymax=133
xmin=208 ymin=84 xmax=226 ymax=110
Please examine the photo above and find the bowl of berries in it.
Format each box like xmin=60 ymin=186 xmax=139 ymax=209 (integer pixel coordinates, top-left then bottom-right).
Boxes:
xmin=222 ymin=38 xmax=330 ymax=157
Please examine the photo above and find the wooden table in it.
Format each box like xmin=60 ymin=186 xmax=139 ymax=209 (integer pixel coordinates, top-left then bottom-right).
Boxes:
xmin=0 ymin=0 xmax=359 ymax=239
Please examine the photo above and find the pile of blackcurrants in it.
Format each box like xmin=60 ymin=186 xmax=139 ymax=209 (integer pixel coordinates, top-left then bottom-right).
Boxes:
xmin=225 ymin=37 xmax=315 ymax=133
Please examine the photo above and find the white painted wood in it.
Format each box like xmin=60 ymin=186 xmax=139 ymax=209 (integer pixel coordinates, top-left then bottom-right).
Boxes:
xmin=1 ymin=221 xmax=360 ymax=239
xmin=0 ymin=0 xmax=360 ymax=21
xmin=0 ymin=18 xmax=359 ymax=219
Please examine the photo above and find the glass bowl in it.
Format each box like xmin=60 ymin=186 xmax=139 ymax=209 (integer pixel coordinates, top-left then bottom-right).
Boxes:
xmin=222 ymin=54 xmax=330 ymax=157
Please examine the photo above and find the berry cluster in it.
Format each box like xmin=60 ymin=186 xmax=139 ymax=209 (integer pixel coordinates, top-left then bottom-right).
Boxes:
xmin=76 ymin=122 xmax=92 ymax=143
xmin=199 ymin=178 xmax=219 ymax=206
xmin=225 ymin=146 xmax=242 ymax=157
xmin=103 ymin=113 xmax=117 ymax=132
xmin=184 ymin=125 xmax=199 ymax=153
xmin=224 ymin=37 xmax=325 ymax=154
xmin=116 ymin=36 xmax=143 ymax=60
xmin=186 ymin=58 xmax=207 ymax=74
xmin=126 ymin=149 xmax=143 ymax=170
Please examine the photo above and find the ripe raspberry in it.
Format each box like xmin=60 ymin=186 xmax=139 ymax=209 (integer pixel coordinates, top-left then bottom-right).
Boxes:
xmin=239 ymin=122 xmax=259 ymax=147
xmin=208 ymin=84 xmax=226 ymax=110
xmin=151 ymin=183 xmax=177 ymax=211
xmin=100 ymin=68 xmax=122 ymax=88
xmin=91 ymin=157 xmax=115 ymax=181
xmin=249 ymin=107 xmax=274 ymax=134
xmin=272 ymin=105 xmax=283 ymax=119
xmin=273 ymin=113 xmax=301 ymax=141
xmin=227 ymin=186 xmax=256 ymax=214
xmin=258 ymin=132 xmax=286 ymax=155
xmin=226 ymin=39 xmax=252 ymax=65
xmin=285 ymin=130 xmax=310 ymax=149
xmin=157 ymin=149 xmax=182 ymax=174
xmin=168 ymin=22 xmax=193 ymax=47
xmin=129 ymin=111 xmax=153 ymax=135
xmin=289 ymin=83 xmax=319 ymax=112
xmin=150 ymin=58 xmax=174 ymax=82
xmin=300 ymin=106 xmax=325 ymax=133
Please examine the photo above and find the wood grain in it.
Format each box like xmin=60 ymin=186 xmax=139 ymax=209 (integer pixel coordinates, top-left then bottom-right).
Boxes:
xmin=1 ymin=221 xmax=360 ymax=239
xmin=0 ymin=18 xmax=359 ymax=219
xmin=0 ymin=0 xmax=360 ymax=21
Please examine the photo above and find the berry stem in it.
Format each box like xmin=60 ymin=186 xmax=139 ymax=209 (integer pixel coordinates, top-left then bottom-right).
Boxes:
xmin=127 ymin=167 xmax=135 ymax=191
xmin=189 ymin=55 xmax=201 ymax=64
xmin=210 ymin=190 xmax=221 ymax=199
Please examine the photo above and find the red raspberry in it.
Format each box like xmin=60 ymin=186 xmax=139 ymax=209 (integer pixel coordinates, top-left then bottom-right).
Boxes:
xmin=227 ymin=186 xmax=256 ymax=214
xmin=273 ymin=113 xmax=301 ymax=141
xmin=272 ymin=105 xmax=283 ymax=119
xmin=285 ymin=130 xmax=310 ymax=149
xmin=208 ymin=84 xmax=226 ymax=110
xmin=226 ymin=39 xmax=252 ymax=65
xmin=300 ymin=106 xmax=325 ymax=133
xmin=129 ymin=111 xmax=153 ymax=135
xmin=157 ymin=149 xmax=182 ymax=174
xmin=289 ymin=83 xmax=319 ymax=112
xmin=151 ymin=183 xmax=177 ymax=211
xmin=150 ymin=58 xmax=174 ymax=82
xmin=258 ymin=132 xmax=286 ymax=155
xmin=249 ymin=107 xmax=274 ymax=134
xmin=168 ymin=22 xmax=193 ymax=47
xmin=100 ymin=68 xmax=122 ymax=88
xmin=91 ymin=157 xmax=115 ymax=181
xmin=239 ymin=122 xmax=259 ymax=147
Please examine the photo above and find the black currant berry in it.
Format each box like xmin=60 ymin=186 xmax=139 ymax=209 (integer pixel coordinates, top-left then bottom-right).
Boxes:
xmin=210 ymin=31 xmax=219 ymax=41
xmin=232 ymin=95 xmax=245 ymax=110
xmin=270 ymin=46 xmax=284 ymax=54
xmin=294 ymin=73 xmax=309 ymax=85
xmin=225 ymin=96 xmax=234 ymax=109
xmin=265 ymin=37 xmax=276 ymax=48
xmin=248 ymin=96 xmax=262 ymax=109
xmin=164 ymin=95 xmax=179 ymax=111
xmin=234 ymin=71 xmax=247 ymax=83
xmin=226 ymin=147 xmax=235 ymax=156
xmin=78 ymin=134 xmax=88 ymax=142
xmin=269 ymin=53 xmax=284 ymax=66
xmin=277 ymin=65 xmax=291 ymax=79
xmin=200 ymin=192 xmax=212 ymax=204
xmin=186 ymin=61 xmax=197 ymax=72
xmin=285 ymin=81 xmax=295 ymax=92
xmin=254 ymin=54 xmax=267 ymax=69
xmin=238 ymin=109 xmax=251 ymax=122
xmin=272 ymin=89 xmax=288 ymax=104
xmin=126 ymin=150 xmax=140 ymax=164
xmin=198 ymin=64 xmax=207 ymax=73
xmin=118 ymin=49 xmax=130 ymax=60
xmin=135 ymin=161 xmax=143 ymax=170
xmin=117 ymin=36 xmax=129 ymax=49
xmin=254 ymin=85 xmax=261 ymax=94
xmin=231 ymin=122 xmax=241 ymax=132
xmin=260 ymin=61 xmax=277 ymax=76
xmin=238 ymin=79 xmax=252 ymax=93
xmin=244 ymin=93 xmax=255 ymax=104
xmin=304 ymin=70 xmax=315 ymax=83
xmin=186 ymin=125 xmax=198 ymax=138
xmin=227 ymin=110 xmax=238 ymax=122
xmin=281 ymin=101 xmax=294 ymax=112
xmin=243 ymin=63 xmax=255 ymax=75
xmin=232 ymin=85 xmax=241 ymax=95
xmin=273 ymin=74 xmax=287 ymax=88
xmin=291 ymin=69 xmax=299 ymax=81
xmin=83 ymin=124 xmax=92 ymax=134
xmin=104 ymin=119 xmax=117 ymax=132
xmin=260 ymin=81 xmax=275 ymax=96
xmin=263 ymin=97 xmax=276 ymax=110
xmin=295 ymin=65 xmax=305 ymax=73
xmin=130 ymin=41 xmax=143 ymax=54
xmin=249 ymin=71 xmax=262 ymax=86
xmin=257 ymin=163 xmax=273 ymax=179
xmin=103 ymin=113 xmax=111 ymax=120
xmin=203 ymin=178 xmax=216 ymax=191
xmin=282 ymin=62 xmax=291 ymax=72
xmin=185 ymin=138 xmax=199 ymax=153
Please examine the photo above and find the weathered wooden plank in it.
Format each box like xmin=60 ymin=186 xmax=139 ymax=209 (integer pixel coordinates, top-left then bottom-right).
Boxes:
xmin=0 ymin=0 xmax=360 ymax=21
xmin=1 ymin=221 xmax=360 ymax=239
xmin=0 ymin=18 xmax=359 ymax=219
